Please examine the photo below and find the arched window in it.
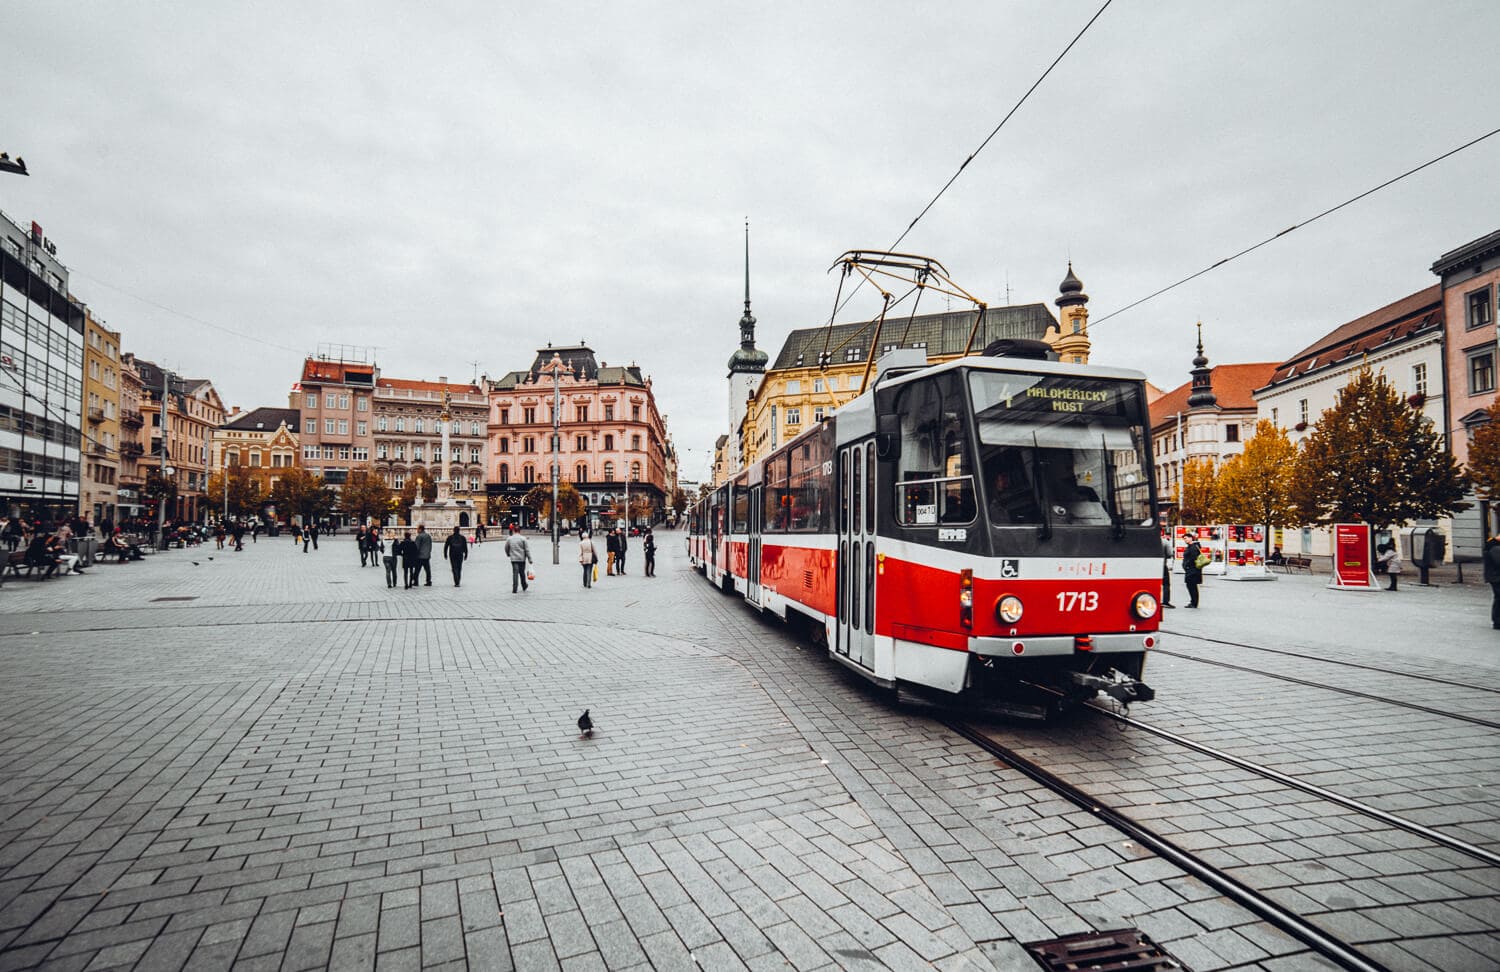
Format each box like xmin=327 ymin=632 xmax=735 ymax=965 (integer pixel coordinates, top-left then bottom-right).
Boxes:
xmin=523 ymin=465 xmax=536 ymax=484
xmin=602 ymin=461 xmax=615 ymax=481
xmin=631 ymin=461 xmax=641 ymax=481
xmin=498 ymin=464 xmax=509 ymax=484
xmin=576 ymin=463 xmax=588 ymax=483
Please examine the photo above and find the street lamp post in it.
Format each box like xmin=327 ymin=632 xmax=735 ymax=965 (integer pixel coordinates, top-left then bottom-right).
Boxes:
xmin=541 ymin=353 xmax=570 ymax=565
xmin=156 ymin=367 xmax=172 ymax=549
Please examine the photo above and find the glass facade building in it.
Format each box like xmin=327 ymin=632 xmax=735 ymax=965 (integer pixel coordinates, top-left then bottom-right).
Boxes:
xmin=0 ymin=211 xmax=85 ymax=524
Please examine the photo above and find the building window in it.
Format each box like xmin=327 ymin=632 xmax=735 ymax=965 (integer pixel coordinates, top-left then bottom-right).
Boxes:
xmin=499 ymin=438 xmax=510 ymax=454
xmin=415 ymin=419 xmax=425 ymax=434
xmin=338 ymin=395 xmax=349 ymax=409
xmin=845 ymin=348 xmax=861 ymax=362
xmin=603 ymin=460 xmax=615 ymax=480
xmin=1412 ymin=363 xmax=1427 ymax=397
xmin=631 ymin=404 xmax=641 ymax=421
xmin=377 ymin=444 xmax=388 ymax=459
xmin=1271 ymin=407 xmax=1279 ymax=427
xmin=1469 ymin=348 xmax=1496 ymax=395
xmin=499 ymin=407 xmax=509 ymax=425
xmin=321 ymin=445 xmax=335 ymax=460
xmin=523 ymin=407 xmax=536 ymax=424
xmin=306 ymin=394 xmax=317 ymax=409
xmin=305 ymin=419 xmax=316 ymax=434
xmin=604 ymin=404 xmax=614 ymax=421
xmin=576 ymin=434 xmax=588 ymax=451
xmin=786 ymin=408 xmax=801 ymax=425
xmin=576 ymin=462 xmax=588 ymax=482
xmin=357 ymin=397 xmax=368 ymax=412
xmin=1467 ymin=287 xmax=1495 ymax=329
xmin=631 ymin=434 xmax=641 ymax=450
xmin=394 ymin=445 xmax=405 ymax=460
xmin=523 ymin=465 xmax=536 ymax=484
xmin=786 ymin=379 xmax=801 ymax=394
xmin=356 ymin=421 xmax=367 ymax=436
xmin=523 ymin=436 xmax=535 ymax=452
xmin=339 ymin=446 xmax=351 ymax=460
xmin=1225 ymin=424 xmax=1239 ymax=443
xmin=1298 ymin=399 xmax=1309 ymax=425
xmin=813 ymin=378 xmax=824 ymax=393
xmin=377 ymin=416 xmax=387 ymax=432
xmin=325 ymin=394 xmax=336 ymax=408
xmin=393 ymin=475 xmax=405 ymax=490
xmin=576 ymin=404 xmax=589 ymax=422
xmin=603 ymin=434 xmax=614 ymax=450
xmin=469 ymin=476 xmax=480 ymax=492
xmin=814 ymin=406 xmax=825 ymax=422
xmin=470 ymin=446 xmax=481 ymax=463
xmin=849 ymin=376 xmax=862 ymax=391
xmin=395 ymin=418 xmax=405 ymax=433
xmin=631 ymin=461 xmax=641 ymax=481
xmin=352 ymin=447 xmax=368 ymax=461
xmin=337 ymin=420 xmax=349 ymax=434
xmin=413 ymin=446 xmax=424 ymax=462
xmin=498 ymin=465 xmax=509 ymax=484
xmin=325 ymin=419 xmax=336 ymax=434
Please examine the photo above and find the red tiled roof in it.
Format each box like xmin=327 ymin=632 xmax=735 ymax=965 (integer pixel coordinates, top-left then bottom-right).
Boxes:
xmin=1149 ymin=362 xmax=1279 ymax=430
xmin=1264 ymin=285 xmax=1443 ymax=386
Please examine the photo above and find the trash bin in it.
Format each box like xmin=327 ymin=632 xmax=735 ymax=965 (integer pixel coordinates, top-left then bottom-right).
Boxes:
xmin=74 ymin=535 xmax=99 ymax=567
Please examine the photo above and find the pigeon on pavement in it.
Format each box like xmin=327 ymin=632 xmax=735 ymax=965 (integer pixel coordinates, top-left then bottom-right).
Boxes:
xmin=577 ymin=710 xmax=593 ymax=739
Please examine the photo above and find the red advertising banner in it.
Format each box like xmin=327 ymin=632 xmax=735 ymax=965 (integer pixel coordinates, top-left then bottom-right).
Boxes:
xmin=1330 ymin=523 xmax=1375 ymax=590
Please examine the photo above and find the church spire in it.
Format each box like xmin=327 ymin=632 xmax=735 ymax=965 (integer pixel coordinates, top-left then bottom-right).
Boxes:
xmin=728 ymin=219 xmax=768 ymax=374
xmin=1187 ymin=321 xmax=1218 ymax=408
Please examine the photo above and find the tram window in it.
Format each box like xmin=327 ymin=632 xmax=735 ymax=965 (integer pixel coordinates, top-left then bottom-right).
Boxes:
xmin=763 ymin=452 xmax=790 ymax=532
xmin=892 ymin=375 xmax=976 ymax=527
xmin=732 ymin=488 xmax=749 ymax=534
xmin=786 ymin=435 xmax=832 ymax=532
xmin=851 ymin=540 xmax=861 ymax=631
xmin=840 ymin=452 xmax=850 ymax=534
xmin=852 ymin=446 xmax=863 ymax=531
xmin=865 ymin=542 xmax=875 ymax=632
xmin=865 ymin=445 xmax=875 ymax=533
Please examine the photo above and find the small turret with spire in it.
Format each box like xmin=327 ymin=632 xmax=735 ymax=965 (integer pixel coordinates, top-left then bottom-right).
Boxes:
xmin=1187 ymin=321 xmax=1218 ymax=408
xmin=728 ymin=220 xmax=768 ymax=375
xmin=1050 ymin=261 xmax=1091 ymax=363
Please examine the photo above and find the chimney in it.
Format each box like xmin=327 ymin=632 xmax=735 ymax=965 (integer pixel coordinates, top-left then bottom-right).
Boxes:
xmin=438 ymin=376 xmax=447 ymax=384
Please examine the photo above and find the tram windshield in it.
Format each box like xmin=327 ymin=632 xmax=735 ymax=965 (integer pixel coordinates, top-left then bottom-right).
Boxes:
xmin=968 ymin=372 xmax=1154 ymax=530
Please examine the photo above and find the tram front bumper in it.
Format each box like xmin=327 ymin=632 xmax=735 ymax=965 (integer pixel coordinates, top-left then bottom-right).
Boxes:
xmin=968 ymin=632 xmax=1155 ymax=658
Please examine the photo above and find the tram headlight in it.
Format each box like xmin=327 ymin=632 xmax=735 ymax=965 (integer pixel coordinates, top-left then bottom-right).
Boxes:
xmin=1131 ymin=591 xmax=1159 ymax=619
xmin=996 ymin=595 xmax=1024 ymax=624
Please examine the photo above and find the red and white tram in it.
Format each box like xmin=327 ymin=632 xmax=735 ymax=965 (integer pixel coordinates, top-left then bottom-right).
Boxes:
xmin=689 ymin=345 xmax=1161 ymax=715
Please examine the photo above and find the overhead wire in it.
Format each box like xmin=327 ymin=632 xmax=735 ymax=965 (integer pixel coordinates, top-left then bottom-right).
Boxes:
xmin=71 ymin=271 xmax=305 ymax=355
xmin=1092 ymin=125 xmax=1500 ymax=327
xmin=825 ymin=0 xmax=1116 ymax=328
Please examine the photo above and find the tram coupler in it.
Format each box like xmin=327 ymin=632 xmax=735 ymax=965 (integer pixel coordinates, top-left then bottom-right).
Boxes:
xmin=1067 ymin=671 xmax=1155 ymax=705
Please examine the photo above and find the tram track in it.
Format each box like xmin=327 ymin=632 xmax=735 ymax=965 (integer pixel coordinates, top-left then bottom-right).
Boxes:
xmin=945 ymin=718 xmax=1393 ymax=972
xmin=1150 ymin=644 xmax=1500 ymax=731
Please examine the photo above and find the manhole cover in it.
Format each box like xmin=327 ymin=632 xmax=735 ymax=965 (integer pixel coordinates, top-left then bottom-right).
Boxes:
xmin=150 ymin=596 xmax=199 ymax=602
xmin=1026 ymin=927 xmax=1187 ymax=971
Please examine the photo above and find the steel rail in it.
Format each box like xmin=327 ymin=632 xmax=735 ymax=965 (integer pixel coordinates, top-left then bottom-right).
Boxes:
xmin=1157 ymin=630 xmax=1500 ymax=695
xmin=1152 ymin=648 xmax=1500 ymax=731
xmin=1085 ymin=704 xmax=1500 ymax=869
xmin=944 ymin=719 xmax=1391 ymax=972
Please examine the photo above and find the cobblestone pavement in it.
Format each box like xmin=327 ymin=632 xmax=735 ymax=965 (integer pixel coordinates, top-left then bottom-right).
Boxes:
xmin=0 ymin=535 xmax=1493 ymax=970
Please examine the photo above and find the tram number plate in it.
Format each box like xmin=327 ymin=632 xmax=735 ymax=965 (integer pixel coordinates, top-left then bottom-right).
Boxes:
xmin=1056 ymin=591 xmax=1099 ymax=611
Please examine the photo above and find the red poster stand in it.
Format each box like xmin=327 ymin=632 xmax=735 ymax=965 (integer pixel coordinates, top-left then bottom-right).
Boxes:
xmin=1329 ymin=523 xmax=1376 ymax=590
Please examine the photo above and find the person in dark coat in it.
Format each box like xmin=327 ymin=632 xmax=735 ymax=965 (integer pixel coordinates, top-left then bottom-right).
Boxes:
xmin=414 ymin=525 xmax=433 ymax=586
xmin=356 ymin=526 xmax=369 ymax=566
xmin=1484 ymin=535 xmax=1500 ymax=630
xmin=615 ymin=527 xmax=628 ymax=575
xmin=606 ymin=530 xmax=619 ymax=575
xmin=643 ymin=528 xmax=656 ymax=577
xmin=1182 ymin=538 xmax=1204 ymax=608
xmin=397 ymin=531 xmax=418 ymax=588
xmin=1160 ymin=535 xmax=1176 ymax=608
xmin=382 ymin=532 xmax=399 ymax=588
xmin=443 ymin=526 xmax=468 ymax=587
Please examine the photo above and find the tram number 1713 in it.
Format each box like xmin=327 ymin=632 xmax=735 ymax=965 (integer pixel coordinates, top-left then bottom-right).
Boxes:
xmin=1056 ymin=591 xmax=1099 ymax=612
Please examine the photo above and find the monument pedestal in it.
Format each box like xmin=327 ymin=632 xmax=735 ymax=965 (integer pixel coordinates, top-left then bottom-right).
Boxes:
xmin=410 ymin=482 xmax=475 ymax=534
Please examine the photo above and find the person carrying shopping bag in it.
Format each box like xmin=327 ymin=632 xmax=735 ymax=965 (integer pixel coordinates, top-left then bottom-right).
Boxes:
xmin=578 ymin=531 xmax=597 ymax=589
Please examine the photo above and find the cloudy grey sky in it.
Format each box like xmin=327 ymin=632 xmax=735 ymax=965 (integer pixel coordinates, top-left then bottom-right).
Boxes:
xmin=5 ymin=1 xmax=1498 ymax=481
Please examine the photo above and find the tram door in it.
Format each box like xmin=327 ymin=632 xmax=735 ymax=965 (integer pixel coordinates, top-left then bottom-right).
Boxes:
xmin=746 ymin=484 xmax=763 ymax=606
xmin=836 ymin=440 xmax=876 ymax=669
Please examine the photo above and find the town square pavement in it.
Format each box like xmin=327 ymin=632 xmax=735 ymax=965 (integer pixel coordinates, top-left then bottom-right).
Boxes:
xmin=0 ymin=531 xmax=1495 ymax=970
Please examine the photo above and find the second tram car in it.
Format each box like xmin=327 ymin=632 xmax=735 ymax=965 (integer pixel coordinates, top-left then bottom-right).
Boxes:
xmin=690 ymin=347 xmax=1162 ymax=715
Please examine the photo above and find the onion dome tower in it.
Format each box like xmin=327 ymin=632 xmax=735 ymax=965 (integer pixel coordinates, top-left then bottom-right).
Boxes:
xmin=1187 ymin=321 xmax=1218 ymax=408
xmin=1051 ymin=263 xmax=1091 ymax=363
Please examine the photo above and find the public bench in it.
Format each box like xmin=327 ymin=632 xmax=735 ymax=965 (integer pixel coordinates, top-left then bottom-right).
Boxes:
xmin=6 ymin=550 xmax=57 ymax=580
xmin=1275 ymin=555 xmax=1311 ymax=574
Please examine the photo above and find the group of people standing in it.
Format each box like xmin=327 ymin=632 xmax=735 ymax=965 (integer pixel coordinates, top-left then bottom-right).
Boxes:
xmin=576 ymin=526 xmax=656 ymax=589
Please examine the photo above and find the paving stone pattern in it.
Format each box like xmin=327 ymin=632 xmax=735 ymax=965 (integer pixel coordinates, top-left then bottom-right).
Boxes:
xmin=0 ymin=534 xmax=1482 ymax=969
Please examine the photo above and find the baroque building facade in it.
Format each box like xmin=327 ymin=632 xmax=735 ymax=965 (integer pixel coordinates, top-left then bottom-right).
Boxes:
xmin=372 ymin=377 xmax=489 ymax=519
xmin=486 ymin=344 xmax=672 ymax=529
xmin=127 ymin=355 xmax=225 ymax=523
xmin=210 ymin=407 xmax=301 ymax=511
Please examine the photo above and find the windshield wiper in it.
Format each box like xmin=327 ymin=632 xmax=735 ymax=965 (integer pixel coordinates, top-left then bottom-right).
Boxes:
xmin=1032 ymin=433 xmax=1052 ymax=542
xmin=1101 ymin=433 xmax=1125 ymax=540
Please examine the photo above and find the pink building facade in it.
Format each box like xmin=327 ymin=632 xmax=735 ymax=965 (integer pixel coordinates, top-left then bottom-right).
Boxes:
xmin=486 ymin=344 xmax=673 ymax=529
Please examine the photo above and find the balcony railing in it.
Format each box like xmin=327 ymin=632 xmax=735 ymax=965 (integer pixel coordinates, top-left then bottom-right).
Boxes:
xmin=120 ymin=409 xmax=144 ymax=428
xmin=87 ymin=406 xmax=105 ymax=423
xmin=120 ymin=441 xmax=144 ymax=457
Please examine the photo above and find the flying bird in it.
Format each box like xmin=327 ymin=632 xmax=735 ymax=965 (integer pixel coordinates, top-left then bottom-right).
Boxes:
xmin=191 ymin=561 xmax=200 ymax=566
xmin=577 ymin=710 xmax=593 ymax=739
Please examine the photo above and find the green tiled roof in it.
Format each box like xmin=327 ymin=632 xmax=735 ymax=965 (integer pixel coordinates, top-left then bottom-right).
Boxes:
xmin=768 ymin=304 xmax=1056 ymax=371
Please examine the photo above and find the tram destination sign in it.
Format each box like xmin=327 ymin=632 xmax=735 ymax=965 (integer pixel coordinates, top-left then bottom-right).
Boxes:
xmin=997 ymin=379 xmax=1126 ymax=415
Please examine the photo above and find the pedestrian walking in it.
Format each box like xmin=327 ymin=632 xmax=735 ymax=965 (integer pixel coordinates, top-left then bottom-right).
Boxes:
xmin=443 ymin=526 xmax=468 ymax=587
xmin=616 ymin=527 xmax=628 ymax=575
xmin=367 ymin=526 xmax=382 ymax=567
xmin=415 ymin=525 xmax=433 ymax=586
xmin=383 ymin=534 xmax=399 ymax=588
xmin=214 ymin=521 xmax=226 ymax=550
xmin=1377 ymin=541 xmax=1401 ymax=591
xmin=231 ymin=520 xmax=245 ymax=552
xmin=504 ymin=525 xmax=532 ymax=593
xmin=606 ymin=529 xmax=618 ymax=575
xmin=1182 ymin=537 xmax=1204 ymax=608
xmin=1161 ymin=534 xmax=1176 ymax=608
xmin=578 ymin=531 xmax=597 ymax=588
xmin=396 ymin=531 xmax=418 ymax=588
xmin=309 ymin=522 xmax=320 ymax=550
xmin=643 ymin=528 xmax=656 ymax=577
xmin=1485 ymin=535 xmax=1500 ymax=630
xmin=356 ymin=526 xmax=369 ymax=566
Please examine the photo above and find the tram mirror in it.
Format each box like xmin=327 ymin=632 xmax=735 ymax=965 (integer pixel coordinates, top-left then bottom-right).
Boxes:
xmin=876 ymin=414 xmax=901 ymax=460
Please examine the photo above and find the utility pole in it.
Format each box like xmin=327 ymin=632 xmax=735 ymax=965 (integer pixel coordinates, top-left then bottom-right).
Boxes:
xmin=541 ymin=353 xmax=569 ymax=564
xmin=156 ymin=368 xmax=172 ymax=549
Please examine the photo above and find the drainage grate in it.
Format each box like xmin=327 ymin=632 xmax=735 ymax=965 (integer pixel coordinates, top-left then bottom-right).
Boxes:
xmin=1026 ymin=928 xmax=1188 ymax=971
xmin=150 ymin=596 xmax=198 ymax=602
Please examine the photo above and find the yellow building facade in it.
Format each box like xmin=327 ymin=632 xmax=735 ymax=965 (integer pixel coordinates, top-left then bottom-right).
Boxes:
xmin=80 ymin=310 xmax=122 ymax=525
